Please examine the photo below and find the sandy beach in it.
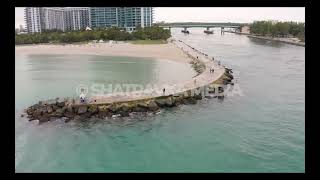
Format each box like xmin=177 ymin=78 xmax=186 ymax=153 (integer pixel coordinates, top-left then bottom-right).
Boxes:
xmin=15 ymin=42 xmax=191 ymax=63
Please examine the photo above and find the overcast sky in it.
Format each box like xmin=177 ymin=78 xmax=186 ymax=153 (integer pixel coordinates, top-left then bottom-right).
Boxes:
xmin=15 ymin=7 xmax=305 ymax=28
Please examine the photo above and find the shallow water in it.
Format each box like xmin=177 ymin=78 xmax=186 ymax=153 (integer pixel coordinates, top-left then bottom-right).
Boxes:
xmin=15 ymin=28 xmax=305 ymax=172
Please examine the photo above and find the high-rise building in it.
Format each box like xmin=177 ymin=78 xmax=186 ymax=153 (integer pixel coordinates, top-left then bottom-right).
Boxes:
xmin=25 ymin=7 xmax=90 ymax=33
xmin=25 ymin=7 xmax=153 ymax=33
xmin=89 ymin=7 xmax=118 ymax=28
xmin=89 ymin=7 xmax=153 ymax=31
xmin=24 ymin=7 xmax=42 ymax=33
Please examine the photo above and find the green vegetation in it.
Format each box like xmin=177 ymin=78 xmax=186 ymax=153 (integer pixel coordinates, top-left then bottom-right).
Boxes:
xmin=129 ymin=40 xmax=167 ymax=44
xmin=250 ymin=21 xmax=305 ymax=42
xmin=15 ymin=26 xmax=171 ymax=45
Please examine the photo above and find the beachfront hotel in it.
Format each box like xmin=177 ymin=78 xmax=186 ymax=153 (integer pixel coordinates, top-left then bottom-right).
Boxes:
xmin=24 ymin=7 xmax=42 ymax=33
xmin=25 ymin=7 xmax=154 ymax=33
xmin=86 ymin=7 xmax=154 ymax=31
xmin=25 ymin=7 xmax=90 ymax=33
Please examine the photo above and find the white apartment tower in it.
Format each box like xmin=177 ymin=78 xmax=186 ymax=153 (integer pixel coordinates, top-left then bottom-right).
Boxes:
xmin=25 ymin=7 xmax=90 ymax=33
xmin=24 ymin=7 xmax=42 ymax=33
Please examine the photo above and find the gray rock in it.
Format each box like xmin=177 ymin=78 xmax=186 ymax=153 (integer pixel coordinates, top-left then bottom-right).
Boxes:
xmin=26 ymin=108 xmax=34 ymax=115
xmin=98 ymin=105 xmax=108 ymax=112
xmin=77 ymin=106 xmax=87 ymax=114
xmin=52 ymin=105 xmax=59 ymax=111
xmin=32 ymin=109 xmax=43 ymax=119
xmin=119 ymin=111 xmax=129 ymax=117
xmin=66 ymin=105 xmax=73 ymax=113
xmin=165 ymin=97 xmax=174 ymax=107
xmin=194 ymin=94 xmax=202 ymax=100
xmin=47 ymin=106 xmax=53 ymax=113
xmin=137 ymin=102 xmax=149 ymax=108
xmin=107 ymin=104 xmax=118 ymax=112
xmin=155 ymin=98 xmax=167 ymax=107
xmin=64 ymin=111 xmax=75 ymax=118
xmin=98 ymin=111 xmax=108 ymax=118
xmin=147 ymin=101 xmax=159 ymax=111
xmin=56 ymin=98 xmax=66 ymax=107
xmin=133 ymin=106 xmax=147 ymax=112
xmin=38 ymin=115 xmax=50 ymax=123
xmin=88 ymin=105 xmax=98 ymax=113
xmin=73 ymin=115 xmax=82 ymax=121
xmin=57 ymin=101 xmax=65 ymax=107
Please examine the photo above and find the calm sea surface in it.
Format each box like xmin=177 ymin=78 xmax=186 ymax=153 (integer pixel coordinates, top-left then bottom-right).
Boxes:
xmin=15 ymin=28 xmax=305 ymax=172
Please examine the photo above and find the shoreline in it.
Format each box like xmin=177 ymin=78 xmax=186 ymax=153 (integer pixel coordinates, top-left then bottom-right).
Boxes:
xmin=225 ymin=31 xmax=305 ymax=47
xmin=15 ymin=41 xmax=190 ymax=63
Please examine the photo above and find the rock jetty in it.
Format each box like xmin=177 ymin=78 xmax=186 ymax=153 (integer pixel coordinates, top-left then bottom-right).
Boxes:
xmin=23 ymin=39 xmax=234 ymax=123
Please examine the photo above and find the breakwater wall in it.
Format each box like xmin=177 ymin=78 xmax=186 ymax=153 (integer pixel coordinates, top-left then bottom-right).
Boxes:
xmin=23 ymin=39 xmax=234 ymax=123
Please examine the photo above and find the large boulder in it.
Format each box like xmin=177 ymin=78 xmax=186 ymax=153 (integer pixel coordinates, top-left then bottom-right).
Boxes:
xmin=98 ymin=111 xmax=110 ymax=118
xmin=46 ymin=106 xmax=53 ymax=113
xmin=43 ymin=99 xmax=56 ymax=106
xmin=98 ymin=105 xmax=109 ymax=112
xmin=66 ymin=105 xmax=73 ymax=113
xmin=107 ymin=103 xmax=118 ymax=112
xmin=56 ymin=98 xmax=66 ymax=106
xmin=147 ymin=100 xmax=159 ymax=111
xmin=57 ymin=101 xmax=66 ymax=107
xmin=32 ymin=109 xmax=42 ymax=120
xmin=184 ymin=97 xmax=197 ymax=104
xmin=38 ymin=115 xmax=50 ymax=123
xmin=156 ymin=96 xmax=174 ymax=107
xmin=118 ymin=103 xmax=131 ymax=112
xmin=77 ymin=105 xmax=87 ymax=114
xmin=88 ymin=105 xmax=98 ymax=113
xmin=155 ymin=98 xmax=167 ymax=107
xmin=54 ymin=108 xmax=65 ymax=117
xmin=137 ymin=101 xmax=149 ymax=109
xmin=194 ymin=93 xmax=202 ymax=100
xmin=132 ymin=106 xmax=147 ymax=112
xmin=119 ymin=110 xmax=130 ymax=117
xmin=52 ymin=105 xmax=59 ymax=111
xmin=64 ymin=111 xmax=75 ymax=118
xmin=73 ymin=115 xmax=83 ymax=121
xmin=173 ymin=96 xmax=184 ymax=106
xmin=165 ymin=97 xmax=174 ymax=107
xmin=26 ymin=107 xmax=34 ymax=115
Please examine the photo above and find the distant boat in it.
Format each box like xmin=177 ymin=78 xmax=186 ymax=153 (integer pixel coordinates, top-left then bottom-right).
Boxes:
xmin=204 ymin=30 xmax=213 ymax=34
xmin=181 ymin=30 xmax=189 ymax=34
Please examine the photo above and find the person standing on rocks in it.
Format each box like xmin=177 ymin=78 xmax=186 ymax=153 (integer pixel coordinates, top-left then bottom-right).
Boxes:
xmin=80 ymin=89 xmax=86 ymax=103
xmin=163 ymin=88 xmax=166 ymax=95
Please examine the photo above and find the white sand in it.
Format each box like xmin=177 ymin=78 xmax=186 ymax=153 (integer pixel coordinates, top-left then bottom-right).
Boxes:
xmin=15 ymin=42 xmax=191 ymax=63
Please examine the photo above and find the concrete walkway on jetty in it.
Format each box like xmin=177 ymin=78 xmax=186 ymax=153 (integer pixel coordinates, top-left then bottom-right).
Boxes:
xmin=77 ymin=39 xmax=226 ymax=106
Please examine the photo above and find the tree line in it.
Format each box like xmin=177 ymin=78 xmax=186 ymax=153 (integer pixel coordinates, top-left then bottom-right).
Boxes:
xmin=250 ymin=21 xmax=305 ymax=41
xmin=15 ymin=26 xmax=171 ymax=45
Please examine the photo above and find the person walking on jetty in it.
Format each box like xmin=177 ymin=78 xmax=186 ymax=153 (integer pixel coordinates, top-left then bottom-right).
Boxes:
xmin=80 ymin=89 xmax=86 ymax=103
